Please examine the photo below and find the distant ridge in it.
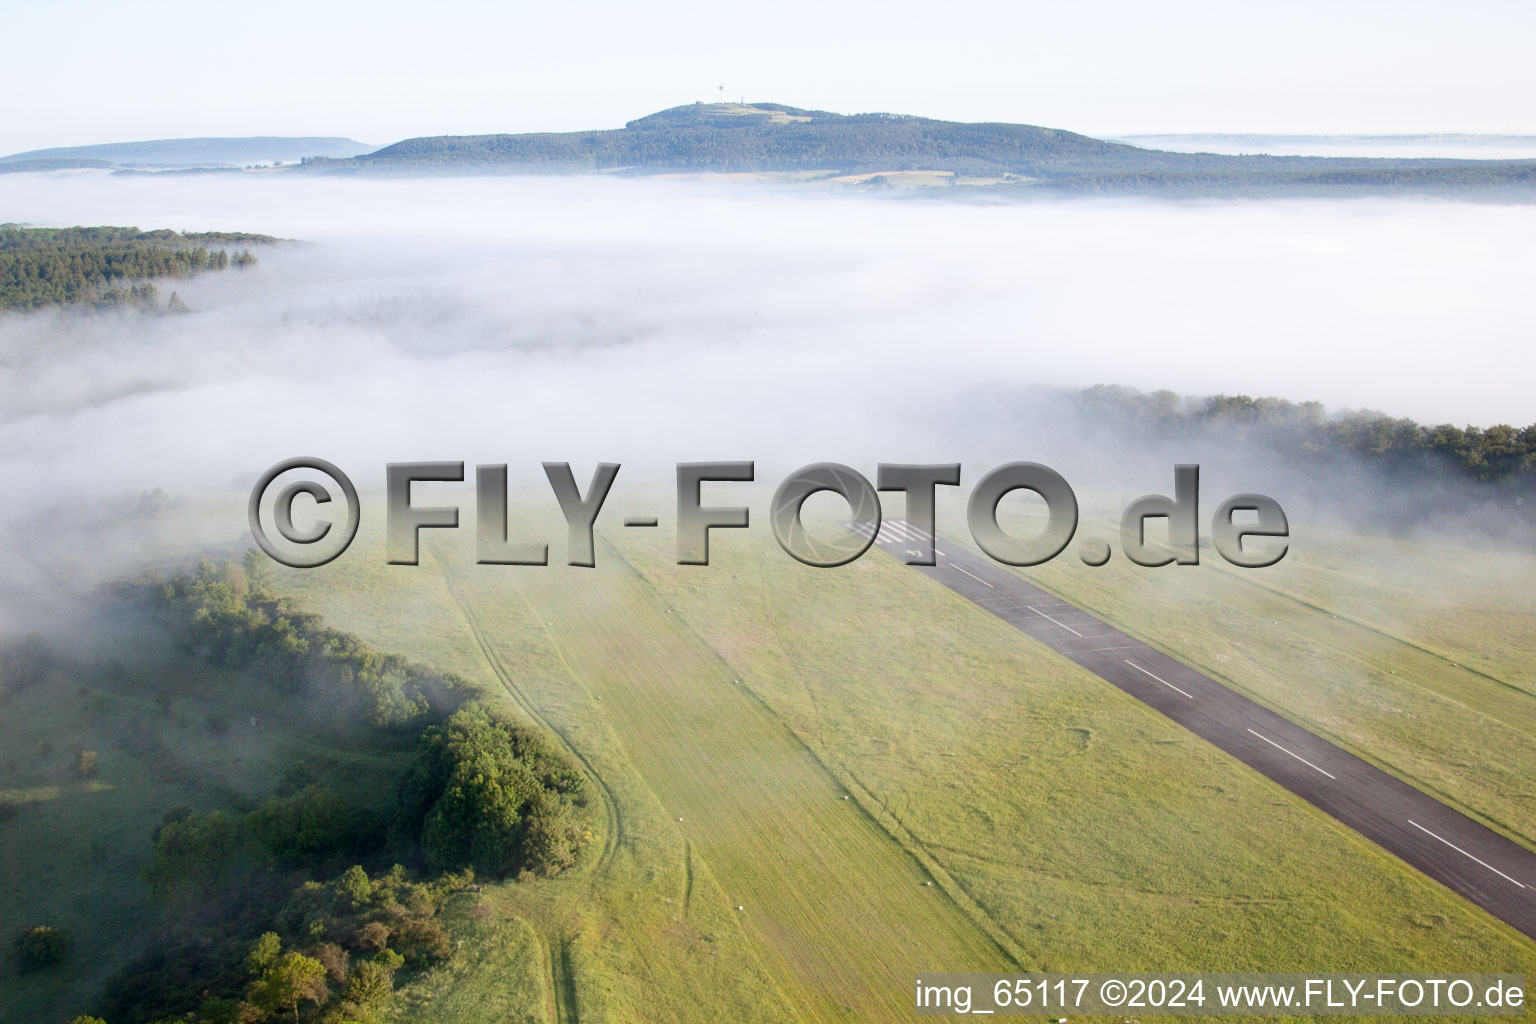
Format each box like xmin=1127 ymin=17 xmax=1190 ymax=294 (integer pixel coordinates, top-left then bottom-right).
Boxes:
xmin=1112 ymin=133 xmax=1536 ymax=160
xmin=0 ymin=136 xmax=375 ymax=169
xmin=325 ymin=102 xmax=1164 ymax=178
xmin=8 ymin=108 xmax=1533 ymax=199
xmin=293 ymin=102 xmax=1536 ymax=199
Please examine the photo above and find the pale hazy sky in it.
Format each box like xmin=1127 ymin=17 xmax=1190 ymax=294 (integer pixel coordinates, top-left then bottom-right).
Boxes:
xmin=4 ymin=0 xmax=1534 ymax=154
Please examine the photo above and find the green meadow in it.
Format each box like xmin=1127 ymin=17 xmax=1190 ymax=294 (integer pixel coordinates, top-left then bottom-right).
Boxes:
xmin=1021 ymin=510 xmax=1536 ymax=848
xmin=3 ymin=501 xmax=1533 ymax=1022
xmin=268 ymin=508 xmax=1534 ymax=1021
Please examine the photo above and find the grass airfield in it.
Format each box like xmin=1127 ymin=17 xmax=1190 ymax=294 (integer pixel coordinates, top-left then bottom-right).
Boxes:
xmin=1024 ymin=512 xmax=1536 ymax=850
xmin=3 ymin=492 xmax=1535 ymax=1022
xmin=262 ymin=500 xmax=1535 ymax=1021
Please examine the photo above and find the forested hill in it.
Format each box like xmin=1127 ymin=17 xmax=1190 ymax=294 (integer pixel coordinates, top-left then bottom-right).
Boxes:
xmin=330 ymin=102 xmax=1162 ymax=177
xmin=0 ymin=226 xmax=276 ymax=312
xmin=297 ymin=102 xmax=1536 ymax=198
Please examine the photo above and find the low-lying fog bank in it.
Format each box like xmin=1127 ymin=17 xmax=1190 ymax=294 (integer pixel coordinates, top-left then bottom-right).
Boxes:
xmin=0 ymin=171 xmax=1531 ymax=631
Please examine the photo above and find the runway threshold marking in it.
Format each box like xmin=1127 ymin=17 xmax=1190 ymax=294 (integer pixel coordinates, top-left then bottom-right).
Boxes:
xmin=1026 ymin=606 xmax=1082 ymax=637
xmin=1246 ymin=728 xmax=1337 ymax=780
xmin=1408 ymin=820 xmax=1528 ymax=889
xmin=1123 ymin=658 xmax=1194 ymax=699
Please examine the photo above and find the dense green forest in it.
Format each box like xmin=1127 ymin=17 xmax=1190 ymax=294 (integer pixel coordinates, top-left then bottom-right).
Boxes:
xmin=0 ymin=225 xmax=273 ymax=311
xmin=297 ymin=101 xmax=1536 ymax=198
xmin=1075 ymin=385 xmax=1536 ymax=486
xmin=146 ymin=557 xmax=464 ymax=731
xmin=4 ymin=561 xmax=589 ymax=1023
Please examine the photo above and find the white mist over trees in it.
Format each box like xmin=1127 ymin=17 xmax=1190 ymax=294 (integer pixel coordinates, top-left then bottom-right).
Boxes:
xmin=0 ymin=171 xmax=1531 ymax=628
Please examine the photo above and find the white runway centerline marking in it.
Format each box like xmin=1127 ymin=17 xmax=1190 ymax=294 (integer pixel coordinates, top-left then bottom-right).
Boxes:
xmin=1408 ymin=820 xmax=1528 ymax=889
xmin=1026 ymin=606 xmax=1083 ymax=637
xmin=1246 ymin=728 xmax=1336 ymax=779
xmin=949 ymin=564 xmax=994 ymax=588
xmin=1124 ymin=659 xmax=1194 ymax=698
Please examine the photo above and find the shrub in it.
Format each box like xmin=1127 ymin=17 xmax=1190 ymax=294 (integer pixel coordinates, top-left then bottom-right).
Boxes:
xmin=352 ymin=921 xmax=389 ymax=953
xmin=343 ymin=951 xmax=401 ymax=1006
xmin=143 ymin=810 xmax=249 ymax=900
xmin=394 ymin=702 xmax=587 ymax=877
xmin=314 ymin=941 xmax=349 ymax=983
xmin=246 ymin=931 xmax=282 ymax=975
xmin=248 ymin=784 xmax=352 ymax=864
xmin=15 ymin=924 xmax=68 ymax=968
xmin=246 ymin=951 xmax=328 ymax=1022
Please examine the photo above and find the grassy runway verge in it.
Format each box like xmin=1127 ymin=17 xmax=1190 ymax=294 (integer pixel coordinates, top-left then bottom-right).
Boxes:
xmin=1019 ymin=514 xmax=1536 ymax=850
xmin=264 ymin=508 xmax=1535 ymax=1022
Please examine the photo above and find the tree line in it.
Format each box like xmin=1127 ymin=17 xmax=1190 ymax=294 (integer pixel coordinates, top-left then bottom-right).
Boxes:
xmin=1076 ymin=385 xmax=1536 ymax=488
xmin=143 ymin=556 xmax=464 ymax=730
xmin=0 ymin=225 xmax=273 ymax=311
xmin=10 ymin=560 xmax=590 ymax=1023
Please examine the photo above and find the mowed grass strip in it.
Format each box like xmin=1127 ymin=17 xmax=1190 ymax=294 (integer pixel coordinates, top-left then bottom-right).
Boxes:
xmin=1017 ymin=513 xmax=1536 ymax=847
xmin=270 ymin=505 xmax=1536 ymax=1018
xmin=614 ymin=521 xmax=1536 ymax=979
xmin=434 ymin=535 xmax=1014 ymax=1021
xmin=280 ymin=521 xmax=800 ymax=1024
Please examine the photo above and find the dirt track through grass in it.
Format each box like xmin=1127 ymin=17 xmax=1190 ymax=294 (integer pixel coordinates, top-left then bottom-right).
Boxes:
xmin=435 ymin=542 xmax=1013 ymax=1021
xmin=434 ymin=542 xmax=611 ymax=1024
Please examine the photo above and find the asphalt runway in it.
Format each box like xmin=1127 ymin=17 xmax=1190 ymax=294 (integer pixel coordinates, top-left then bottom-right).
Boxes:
xmin=856 ymin=517 xmax=1536 ymax=942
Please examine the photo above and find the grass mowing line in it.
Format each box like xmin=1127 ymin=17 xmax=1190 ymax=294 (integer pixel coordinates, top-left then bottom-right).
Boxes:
xmin=992 ymin=546 xmax=1536 ymax=856
xmin=828 ymin=758 xmax=1033 ymax=964
xmin=408 ymin=540 xmax=811 ymax=1019
xmin=1213 ymin=560 xmax=1536 ymax=703
xmin=1068 ymin=515 xmax=1535 ymax=700
xmin=504 ymin=537 xmax=1011 ymax=1020
xmin=922 ymin=839 xmax=1295 ymax=905
xmin=551 ymin=938 xmax=578 ymax=1024
xmin=430 ymin=541 xmax=622 ymax=1024
xmin=435 ymin=612 xmax=577 ymax=1024
xmin=1072 ymin=519 xmax=1536 ymax=731
xmin=534 ymin=927 xmax=562 ymax=1024
xmin=598 ymin=534 xmax=1031 ymax=971
xmin=880 ymin=554 xmax=1536 ymax=954
xmin=431 ymin=539 xmax=623 ymax=877
xmin=459 ymin=563 xmax=823 ymax=1024
xmin=682 ymin=840 xmax=695 ymax=917
xmin=740 ymin=562 xmax=835 ymax=755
